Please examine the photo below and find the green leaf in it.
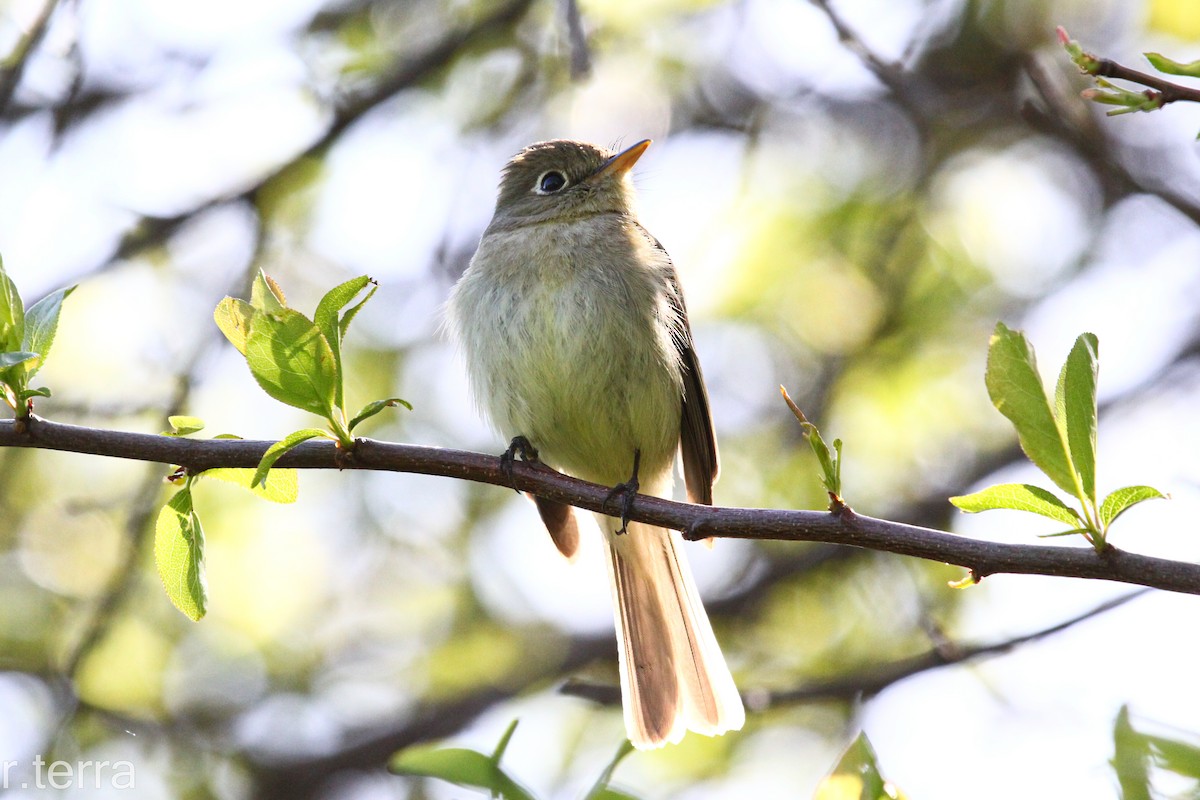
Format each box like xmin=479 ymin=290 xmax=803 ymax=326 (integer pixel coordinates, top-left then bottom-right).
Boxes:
xmin=814 ymin=732 xmax=903 ymax=800
xmin=348 ymin=397 xmax=411 ymax=432
xmin=0 ymin=349 xmax=40 ymax=410
xmin=337 ymin=280 xmax=377 ymax=341
xmin=0 ymin=258 xmax=24 ymax=351
xmin=780 ymin=385 xmax=844 ymax=502
xmin=389 ymin=747 xmax=536 ymax=800
xmin=1057 ymin=26 xmax=1100 ymax=74
xmin=250 ymin=271 xmax=287 ymax=314
xmin=1145 ymin=52 xmax=1200 ymax=78
xmin=21 ymin=285 xmax=76 ymax=377
xmin=831 ymin=438 xmax=843 ymax=496
xmin=986 ymin=323 xmax=1077 ymax=497
xmin=1087 ymin=90 xmax=1134 ymax=107
xmin=0 ymin=351 xmax=38 ymax=370
xmin=1036 ymin=528 xmax=1091 ymax=539
xmin=1143 ymin=731 xmax=1200 ymax=780
xmin=164 ymin=415 xmax=205 ymax=436
xmin=204 ymin=467 xmax=299 ymax=503
xmin=314 ymin=275 xmax=372 ymax=345
xmin=154 ymin=487 xmax=208 ymax=621
xmin=583 ymin=740 xmax=637 ymax=800
xmin=1100 ymin=486 xmax=1167 ymax=528
xmin=1112 ymin=706 xmax=1153 ymax=800
xmin=214 ymin=297 xmax=256 ymax=356
xmin=1056 ymin=333 xmax=1098 ymax=505
xmin=589 ymin=790 xmax=640 ymax=800
xmin=1111 ymin=704 xmax=1200 ymax=795
xmin=950 ymin=483 xmax=1082 ymax=526
xmin=252 ymin=428 xmax=329 ymax=488
xmin=948 ymin=572 xmax=978 ymax=589
xmin=808 ymin=428 xmax=835 ymax=489
xmin=803 ymin=426 xmax=841 ymax=500
xmin=490 ymin=718 xmax=521 ymax=762
xmin=244 ymin=309 xmax=338 ymax=418
xmin=313 ymin=275 xmax=372 ymax=409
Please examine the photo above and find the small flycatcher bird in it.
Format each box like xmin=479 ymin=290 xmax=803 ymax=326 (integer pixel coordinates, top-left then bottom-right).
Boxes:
xmin=446 ymin=139 xmax=744 ymax=748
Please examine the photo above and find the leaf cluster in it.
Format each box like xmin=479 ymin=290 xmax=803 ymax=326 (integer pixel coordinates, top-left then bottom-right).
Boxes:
xmin=0 ymin=258 xmax=74 ymax=416
xmin=781 ymin=385 xmax=844 ymax=510
xmin=214 ymin=271 xmax=410 ymax=488
xmin=155 ymin=272 xmax=411 ymax=621
xmin=1059 ymin=26 xmax=1200 ymax=133
xmin=951 ymin=324 xmax=1164 ymax=551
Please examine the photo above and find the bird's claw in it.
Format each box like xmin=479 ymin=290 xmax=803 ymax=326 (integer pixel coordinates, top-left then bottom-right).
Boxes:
xmin=603 ymin=449 xmax=641 ymax=535
xmin=500 ymin=435 xmax=539 ymax=492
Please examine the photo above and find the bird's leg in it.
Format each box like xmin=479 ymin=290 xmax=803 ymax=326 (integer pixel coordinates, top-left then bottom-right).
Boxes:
xmin=603 ymin=449 xmax=641 ymax=535
xmin=500 ymin=435 xmax=539 ymax=492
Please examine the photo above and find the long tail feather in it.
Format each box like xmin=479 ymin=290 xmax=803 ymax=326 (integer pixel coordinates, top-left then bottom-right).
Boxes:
xmin=600 ymin=505 xmax=744 ymax=748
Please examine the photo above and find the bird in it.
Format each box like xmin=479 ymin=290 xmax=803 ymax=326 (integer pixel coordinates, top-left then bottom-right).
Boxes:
xmin=446 ymin=138 xmax=744 ymax=749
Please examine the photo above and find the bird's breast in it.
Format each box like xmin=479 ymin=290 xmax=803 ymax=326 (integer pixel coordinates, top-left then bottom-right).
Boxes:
xmin=453 ymin=219 xmax=683 ymax=483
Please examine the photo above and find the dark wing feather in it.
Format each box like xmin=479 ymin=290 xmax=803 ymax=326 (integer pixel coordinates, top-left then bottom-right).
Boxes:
xmin=637 ymin=224 xmax=719 ymax=505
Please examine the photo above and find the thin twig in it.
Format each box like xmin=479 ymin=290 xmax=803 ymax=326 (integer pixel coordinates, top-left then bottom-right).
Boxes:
xmin=1089 ymin=58 xmax=1200 ymax=106
xmin=562 ymin=589 xmax=1150 ymax=707
xmin=807 ymin=0 xmax=917 ymax=113
xmin=0 ymin=0 xmax=61 ymax=112
xmin=761 ymin=588 xmax=1148 ymax=705
xmin=1022 ymin=53 xmax=1200 ymax=230
xmin=561 ymin=0 xmax=591 ymax=79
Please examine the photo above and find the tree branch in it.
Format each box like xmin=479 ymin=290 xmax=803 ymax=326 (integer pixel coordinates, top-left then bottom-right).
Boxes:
xmin=807 ymin=0 xmax=904 ymax=93
xmin=1022 ymin=54 xmax=1200 ymax=230
xmin=1090 ymin=58 xmax=1200 ymax=105
xmin=760 ymin=588 xmax=1151 ymax=704
xmin=562 ymin=589 xmax=1150 ymax=708
xmin=250 ymin=633 xmax=616 ymax=800
xmin=2 ymin=417 xmax=1196 ymax=595
xmin=0 ymin=0 xmax=61 ymax=113
xmin=1060 ymin=29 xmax=1200 ymax=108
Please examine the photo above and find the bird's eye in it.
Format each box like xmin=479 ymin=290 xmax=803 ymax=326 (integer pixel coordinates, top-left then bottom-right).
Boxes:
xmin=536 ymin=170 xmax=568 ymax=194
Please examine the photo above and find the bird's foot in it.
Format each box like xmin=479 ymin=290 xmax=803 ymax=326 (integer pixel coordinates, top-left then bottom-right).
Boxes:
xmin=500 ymin=435 xmax=539 ymax=492
xmin=603 ymin=449 xmax=641 ymax=535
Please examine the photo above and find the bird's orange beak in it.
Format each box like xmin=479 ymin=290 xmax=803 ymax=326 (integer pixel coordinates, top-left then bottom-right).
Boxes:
xmin=590 ymin=139 xmax=651 ymax=181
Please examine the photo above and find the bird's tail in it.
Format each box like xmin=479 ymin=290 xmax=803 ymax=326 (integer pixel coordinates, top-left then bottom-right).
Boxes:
xmin=599 ymin=488 xmax=744 ymax=749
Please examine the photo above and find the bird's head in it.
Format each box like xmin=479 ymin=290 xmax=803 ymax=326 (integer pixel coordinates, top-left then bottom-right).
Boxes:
xmin=487 ymin=139 xmax=650 ymax=231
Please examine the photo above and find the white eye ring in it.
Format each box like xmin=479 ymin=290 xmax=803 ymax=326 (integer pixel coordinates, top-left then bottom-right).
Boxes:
xmin=535 ymin=170 xmax=569 ymax=194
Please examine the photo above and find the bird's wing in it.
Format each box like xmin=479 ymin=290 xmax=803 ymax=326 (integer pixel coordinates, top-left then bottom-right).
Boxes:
xmin=637 ymin=224 xmax=719 ymax=505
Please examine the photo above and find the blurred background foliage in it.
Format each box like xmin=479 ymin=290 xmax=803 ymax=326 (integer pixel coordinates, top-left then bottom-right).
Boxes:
xmin=2 ymin=0 xmax=1200 ymax=797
